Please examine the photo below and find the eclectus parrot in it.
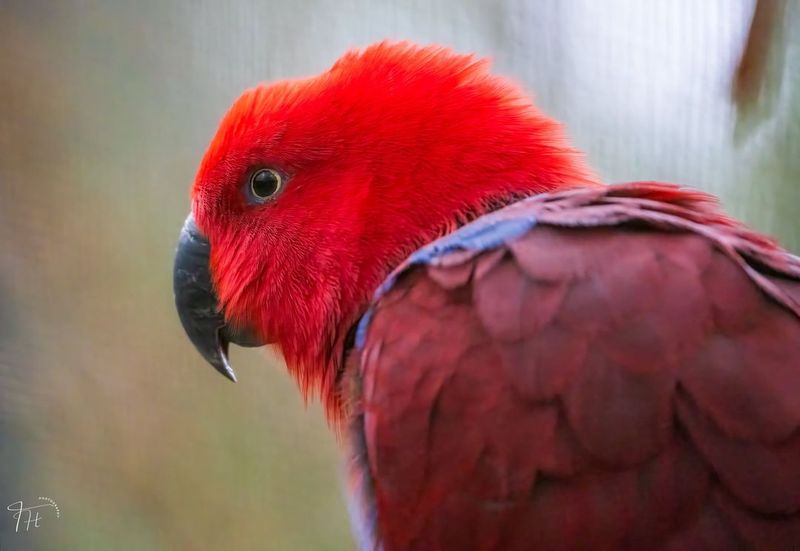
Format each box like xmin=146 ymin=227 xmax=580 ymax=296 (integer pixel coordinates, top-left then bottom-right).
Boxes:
xmin=173 ymin=42 xmax=800 ymax=550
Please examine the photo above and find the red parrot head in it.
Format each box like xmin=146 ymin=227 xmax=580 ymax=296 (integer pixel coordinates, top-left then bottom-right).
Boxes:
xmin=174 ymin=41 xmax=598 ymax=417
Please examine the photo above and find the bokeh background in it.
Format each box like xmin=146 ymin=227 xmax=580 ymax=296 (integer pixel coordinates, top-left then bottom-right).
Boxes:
xmin=1 ymin=1 xmax=798 ymax=549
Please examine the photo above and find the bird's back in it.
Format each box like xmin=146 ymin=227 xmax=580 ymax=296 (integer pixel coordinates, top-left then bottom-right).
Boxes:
xmin=346 ymin=182 xmax=800 ymax=550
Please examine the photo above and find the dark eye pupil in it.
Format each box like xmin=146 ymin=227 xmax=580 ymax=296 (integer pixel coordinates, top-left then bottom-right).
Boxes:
xmin=251 ymin=169 xmax=280 ymax=198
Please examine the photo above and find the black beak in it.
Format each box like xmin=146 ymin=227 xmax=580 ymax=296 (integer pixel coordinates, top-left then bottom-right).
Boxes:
xmin=173 ymin=214 xmax=262 ymax=382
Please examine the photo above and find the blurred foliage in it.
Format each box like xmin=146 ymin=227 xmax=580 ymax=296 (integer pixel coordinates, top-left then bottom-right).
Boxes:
xmin=0 ymin=1 xmax=797 ymax=550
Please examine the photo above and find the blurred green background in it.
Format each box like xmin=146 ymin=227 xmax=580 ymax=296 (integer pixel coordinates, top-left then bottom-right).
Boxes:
xmin=0 ymin=1 xmax=797 ymax=549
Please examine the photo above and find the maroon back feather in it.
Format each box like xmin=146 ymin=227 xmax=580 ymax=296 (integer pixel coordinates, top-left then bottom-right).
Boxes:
xmin=346 ymin=183 xmax=800 ymax=551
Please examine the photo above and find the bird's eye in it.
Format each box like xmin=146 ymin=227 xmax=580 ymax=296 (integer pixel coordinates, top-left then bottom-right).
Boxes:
xmin=248 ymin=168 xmax=283 ymax=201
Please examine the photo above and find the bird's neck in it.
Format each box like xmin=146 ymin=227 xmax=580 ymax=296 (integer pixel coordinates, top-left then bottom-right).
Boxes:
xmin=278 ymin=99 xmax=603 ymax=420
xmin=314 ymin=148 xmax=599 ymax=420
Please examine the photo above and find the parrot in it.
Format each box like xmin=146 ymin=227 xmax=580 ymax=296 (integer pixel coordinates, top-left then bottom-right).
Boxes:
xmin=173 ymin=42 xmax=800 ymax=550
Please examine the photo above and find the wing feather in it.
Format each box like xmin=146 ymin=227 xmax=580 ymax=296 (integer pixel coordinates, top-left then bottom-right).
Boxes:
xmin=347 ymin=183 xmax=800 ymax=550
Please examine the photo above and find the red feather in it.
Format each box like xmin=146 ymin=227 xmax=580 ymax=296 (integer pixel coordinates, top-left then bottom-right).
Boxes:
xmin=350 ymin=183 xmax=800 ymax=549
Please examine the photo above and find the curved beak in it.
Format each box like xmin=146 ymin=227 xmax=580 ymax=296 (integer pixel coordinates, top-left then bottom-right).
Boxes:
xmin=173 ymin=214 xmax=262 ymax=382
